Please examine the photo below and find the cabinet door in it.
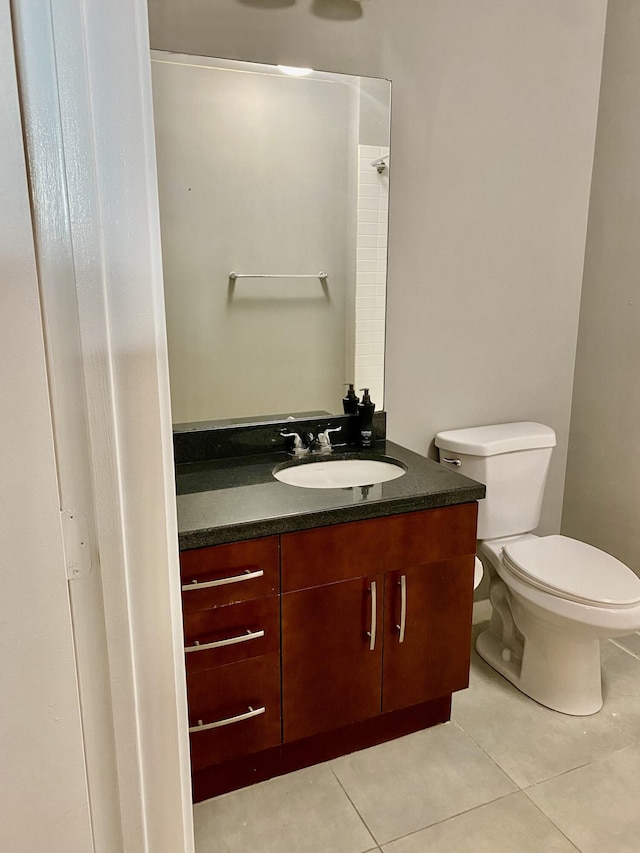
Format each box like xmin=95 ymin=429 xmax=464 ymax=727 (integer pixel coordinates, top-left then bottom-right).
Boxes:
xmin=282 ymin=574 xmax=384 ymax=742
xmin=382 ymin=556 xmax=474 ymax=713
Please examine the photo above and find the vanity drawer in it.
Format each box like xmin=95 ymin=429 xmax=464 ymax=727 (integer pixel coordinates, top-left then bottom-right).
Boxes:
xmin=281 ymin=503 xmax=478 ymax=592
xmin=184 ymin=596 xmax=279 ymax=673
xmin=180 ymin=536 xmax=279 ymax=611
xmin=187 ymin=652 xmax=281 ymax=769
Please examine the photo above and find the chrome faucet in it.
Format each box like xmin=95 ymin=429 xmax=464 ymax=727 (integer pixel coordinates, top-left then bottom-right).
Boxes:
xmin=281 ymin=425 xmax=342 ymax=456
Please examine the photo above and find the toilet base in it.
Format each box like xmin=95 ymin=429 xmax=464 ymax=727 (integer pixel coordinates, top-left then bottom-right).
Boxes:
xmin=476 ymin=612 xmax=603 ymax=716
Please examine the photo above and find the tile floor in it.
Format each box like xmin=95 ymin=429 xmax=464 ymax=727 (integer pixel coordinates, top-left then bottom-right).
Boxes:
xmin=193 ymin=602 xmax=640 ymax=853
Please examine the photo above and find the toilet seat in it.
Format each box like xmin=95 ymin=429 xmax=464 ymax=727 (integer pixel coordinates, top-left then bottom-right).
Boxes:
xmin=502 ymin=535 xmax=640 ymax=608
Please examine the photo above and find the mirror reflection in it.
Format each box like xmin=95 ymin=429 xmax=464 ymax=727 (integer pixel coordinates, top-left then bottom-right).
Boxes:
xmin=151 ymin=53 xmax=391 ymax=424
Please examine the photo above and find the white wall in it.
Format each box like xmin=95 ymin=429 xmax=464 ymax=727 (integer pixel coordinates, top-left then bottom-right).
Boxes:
xmin=563 ymin=0 xmax=640 ymax=573
xmin=148 ymin=0 xmax=607 ymax=534
xmin=0 ymin=6 xmax=93 ymax=850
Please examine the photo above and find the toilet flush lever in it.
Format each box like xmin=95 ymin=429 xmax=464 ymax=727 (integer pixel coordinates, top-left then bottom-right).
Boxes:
xmin=442 ymin=457 xmax=462 ymax=467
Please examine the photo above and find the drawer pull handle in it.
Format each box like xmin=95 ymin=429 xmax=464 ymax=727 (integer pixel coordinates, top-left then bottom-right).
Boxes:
xmin=182 ymin=568 xmax=264 ymax=592
xmin=366 ymin=580 xmax=377 ymax=651
xmin=189 ymin=705 xmax=266 ymax=733
xmin=396 ymin=574 xmax=407 ymax=643
xmin=185 ymin=628 xmax=265 ymax=653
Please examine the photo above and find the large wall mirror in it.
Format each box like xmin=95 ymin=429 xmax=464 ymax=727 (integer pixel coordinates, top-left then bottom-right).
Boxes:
xmin=151 ymin=52 xmax=391 ymax=425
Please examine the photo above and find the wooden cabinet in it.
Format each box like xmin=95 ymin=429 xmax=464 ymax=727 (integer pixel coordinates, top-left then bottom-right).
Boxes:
xmin=180 ymin=536 xmax=281 ymax=770
xmin=180 ymin=502 xmax=478 ymax=800
xmin=280 ymin=504 xmax=476 ymax=741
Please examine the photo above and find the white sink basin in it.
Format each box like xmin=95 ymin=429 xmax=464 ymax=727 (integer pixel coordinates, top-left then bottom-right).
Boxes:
xmin=273 ymin=457 xmax=407 ymax=489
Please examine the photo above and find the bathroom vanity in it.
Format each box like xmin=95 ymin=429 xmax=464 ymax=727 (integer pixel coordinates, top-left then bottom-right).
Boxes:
xmin=157 ymin=51 xmax=485 ymax=804
xmin=175 ymin=416 xmax=485 ymax=802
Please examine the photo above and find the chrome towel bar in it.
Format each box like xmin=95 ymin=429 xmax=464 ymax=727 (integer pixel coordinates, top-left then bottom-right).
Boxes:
xmin=229 ymin=271 xmax=327 ymax=281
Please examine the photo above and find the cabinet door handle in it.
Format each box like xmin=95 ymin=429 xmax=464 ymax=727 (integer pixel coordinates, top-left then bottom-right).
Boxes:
xmin=396 ymin=574 xmax=407 ymax=643
xmin=366 ymin=580 xmax=377 ymax=651
xmin=185 ymin=628 xmax=265 ymax=654
xmin=189 ymin=705 xmax=266 ymax=734
xmin=182 ymin=568 xmax=263 ymax=591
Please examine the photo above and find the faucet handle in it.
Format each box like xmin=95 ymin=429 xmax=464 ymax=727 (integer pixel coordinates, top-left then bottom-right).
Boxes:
xmin=317 ymin=426 xmax=342 ymax=448
xmin=280 ymin=430 xmax=304 ymax=453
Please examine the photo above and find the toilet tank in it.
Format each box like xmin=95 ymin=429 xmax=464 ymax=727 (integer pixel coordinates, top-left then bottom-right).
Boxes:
xmin=435 ymin=422 xmax=556 ymax=539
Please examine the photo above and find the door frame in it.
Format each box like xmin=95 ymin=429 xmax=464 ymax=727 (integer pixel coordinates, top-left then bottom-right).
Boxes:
xmin=10 ymin=0 xmax=194 ymax=850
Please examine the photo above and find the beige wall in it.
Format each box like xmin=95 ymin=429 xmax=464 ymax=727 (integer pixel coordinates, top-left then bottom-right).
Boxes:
xmin=563 ymin=0 xmax=640 ymax=573
xmin=148 ymin=0 xmax=607 ymax=534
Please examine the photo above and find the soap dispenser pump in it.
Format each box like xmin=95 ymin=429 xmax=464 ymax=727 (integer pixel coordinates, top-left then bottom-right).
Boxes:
xmin=357 ymin=388 xmax=375 ymax=448
xmin=342 ymin=383 xmax=359 ymax=415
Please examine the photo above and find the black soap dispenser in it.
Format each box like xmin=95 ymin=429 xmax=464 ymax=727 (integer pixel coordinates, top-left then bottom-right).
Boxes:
xmin=342 ymin=383 xmax=360 ymax=415
xmin=357 ymin=388 xmax=375 ymax=448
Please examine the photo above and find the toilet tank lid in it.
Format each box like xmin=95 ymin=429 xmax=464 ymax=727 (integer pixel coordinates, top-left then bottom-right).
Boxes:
xmin=435 ymin=422 xmax=556 ymax=456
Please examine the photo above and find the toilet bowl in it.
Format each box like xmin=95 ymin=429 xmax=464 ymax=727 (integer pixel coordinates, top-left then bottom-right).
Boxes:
xmin=435 ymin=422 xmax=640 ymax=716
xmin=477 ymin=534 xmax=640 ymax=715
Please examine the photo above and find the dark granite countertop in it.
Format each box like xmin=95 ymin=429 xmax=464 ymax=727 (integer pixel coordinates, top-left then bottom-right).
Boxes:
xmin=176 ymin=439 xmax=485 ymax=549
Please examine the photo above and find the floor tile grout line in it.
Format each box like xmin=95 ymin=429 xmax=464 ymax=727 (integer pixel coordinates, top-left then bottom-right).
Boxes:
xmin=454 ymin=708 xmax=638 ymax=793
xmin=327 ymin=763 xmax=380 ymax=851
xmin=369 ymin=789 xmax=522 ymax=849
xmin=449 ymin=718 xmax=524 ymax=790
xmin=328 ymin=711 xmax=593 ymax=851
xmin=517 ymin=742 xmax=640 ymax=852
xmin=326 ymin=715 xmax=548 ymax=849
xmin=610 ymin=637 xmax=640 ymax=662
xmin=520 ymin=791 xmax=584 ymax=852
xmin=518 ymin=741 xmax=639 ymax=793
xmin=325 ymin=697 xmax=527 ymax=849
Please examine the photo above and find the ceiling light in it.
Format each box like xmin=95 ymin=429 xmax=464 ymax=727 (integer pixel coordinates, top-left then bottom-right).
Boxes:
xmin=277 ymin=65 xmax=314 ymax=77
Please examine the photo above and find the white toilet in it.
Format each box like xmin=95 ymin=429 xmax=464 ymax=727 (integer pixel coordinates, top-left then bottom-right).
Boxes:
xmin=435 ymin=422 xmax=640 ymax=716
